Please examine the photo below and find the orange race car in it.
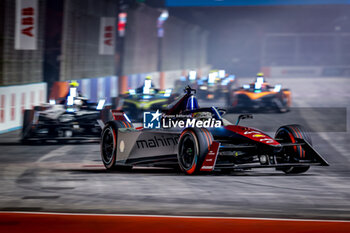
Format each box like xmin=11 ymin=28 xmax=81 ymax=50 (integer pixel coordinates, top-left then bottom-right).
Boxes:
xmin=228 ymin=73 xmax=291 ymax=113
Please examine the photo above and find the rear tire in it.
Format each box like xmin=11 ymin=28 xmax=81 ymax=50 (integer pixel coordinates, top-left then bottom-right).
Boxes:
xmin=275 ymin=124 xmax=311 ymax=174
xmin=22 ymin=109 xmax=35 ymax=141
xmin=100 ymin=121 xmax=133 ymax=171
xmin=177 ymin=128 xmax=213 ymax=175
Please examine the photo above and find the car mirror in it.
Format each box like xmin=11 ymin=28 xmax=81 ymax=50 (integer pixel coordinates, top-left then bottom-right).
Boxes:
xmin=218 ymin=108 xmax=226 ymax=116
xmin=235 ymin=114 xmax=253 ymax=125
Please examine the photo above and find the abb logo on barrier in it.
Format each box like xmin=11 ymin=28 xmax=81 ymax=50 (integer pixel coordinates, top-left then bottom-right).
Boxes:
xmin=15 ymin=0 xmax=38 ymax=50
xmin=11 ymin=94 xmax=16 ymax=121
xmin=99 ymin=17 xmax=115 ymax=55
xmin=0 ymin=84 xmax=46 ymax=134
xmin=30 ymin=91 xmax=35 ymax=109
xmin=0 ymin=95 xmax=4 ymax=123
xmin=103 ymin=26 xmax=113 ymax=46
xmin=21 ymin=93 xmax=26 ymax=114
xmin=21 ymin=7 xmax=35 ymax=37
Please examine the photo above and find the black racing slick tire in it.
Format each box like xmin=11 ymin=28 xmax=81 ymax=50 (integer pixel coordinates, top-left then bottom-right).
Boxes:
xmin=22 ymin=109 xmax=35 ymax=141
xmin=177 ymin=128 xmax=213 ymax=175
xmin=100 ymin=120 xmax=133 ymax=171
xmin=275 ymin=124 xmax=312 ymax=174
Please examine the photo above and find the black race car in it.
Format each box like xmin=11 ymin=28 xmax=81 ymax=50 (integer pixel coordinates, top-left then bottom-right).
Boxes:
xmin=100 ymin=86 xmax=328 ymax=174
xmin=22 ymin=96 xmax=110 ymax=143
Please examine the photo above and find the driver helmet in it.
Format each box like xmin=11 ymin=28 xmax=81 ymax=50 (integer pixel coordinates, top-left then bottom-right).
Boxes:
xmin=68 ymin=80 xmax=80 ymax=98
xmin=69 ymin=80 xmax=79 ymax=87
xmin=255 ymin=73 xmax=266 ymax=83
xmin=257 ymin=72 xmax=264 ymax=77
xmin=144 ymin=76 xmax=153 ymax=86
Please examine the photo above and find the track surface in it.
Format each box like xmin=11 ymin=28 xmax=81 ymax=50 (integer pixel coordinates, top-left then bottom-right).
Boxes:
xmin=0 ymin=77 xmax=349 ymax=220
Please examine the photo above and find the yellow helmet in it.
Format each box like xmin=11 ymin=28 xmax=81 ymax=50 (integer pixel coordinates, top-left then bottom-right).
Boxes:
xmin=256 ymin=72 xmax=264 ymax=77
xmin=145 ymin=76 xmax=152 ymax=80
xmin=69 ymin=80 xmax=79 ymax=87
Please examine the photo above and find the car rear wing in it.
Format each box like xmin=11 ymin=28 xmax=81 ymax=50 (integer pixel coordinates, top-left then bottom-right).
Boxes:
xmin=98 ymin=109 xmax=133 ymax=129
xmin=110 ymin=110 xmax=128 ymax=121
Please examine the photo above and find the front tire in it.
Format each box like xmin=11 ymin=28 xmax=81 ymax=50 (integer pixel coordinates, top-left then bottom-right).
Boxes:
xmin=177 ymin=128 xmax=213 ymax=175
xmin=275 ymin=124 xmax=311 ymax=174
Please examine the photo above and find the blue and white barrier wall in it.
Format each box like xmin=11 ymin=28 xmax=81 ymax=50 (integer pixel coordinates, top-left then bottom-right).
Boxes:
xmin=76 ymin=76 xmax=118 ymax=103
xmin=0 ymin=82 xmax=47 ymax=133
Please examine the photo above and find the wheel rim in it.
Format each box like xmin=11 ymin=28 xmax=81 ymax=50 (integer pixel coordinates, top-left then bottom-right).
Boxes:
xmin=102 ymin=127 xmax=115 ymax=164
xmin=179 ymin=134 xmax=196 ymax=169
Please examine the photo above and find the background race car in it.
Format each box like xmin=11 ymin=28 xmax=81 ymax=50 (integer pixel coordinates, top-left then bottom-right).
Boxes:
xmin=22 ymin=81 xmax=110 ymax=143
xmin=116 ymin=76 xmax=178 ymax=122
xmin=174 ymin=70 xmax=237 ymax=104
xmin=228 ymin=73 xmax=291 ymax=113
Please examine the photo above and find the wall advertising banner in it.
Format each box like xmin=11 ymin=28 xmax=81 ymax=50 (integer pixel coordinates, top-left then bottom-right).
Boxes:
xmin=15 ymin=0 xmax=38 ymax=50
xmin=99 ymin=17 xmax=116 ymax=55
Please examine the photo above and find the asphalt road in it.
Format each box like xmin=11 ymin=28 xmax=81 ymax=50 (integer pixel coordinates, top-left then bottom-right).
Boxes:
xmin=0 ymin=77 xmax=349 ymax=220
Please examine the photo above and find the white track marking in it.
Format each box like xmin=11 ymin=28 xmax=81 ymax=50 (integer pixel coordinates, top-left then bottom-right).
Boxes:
xmin=36 ymin=146 xmax=73 ymax=163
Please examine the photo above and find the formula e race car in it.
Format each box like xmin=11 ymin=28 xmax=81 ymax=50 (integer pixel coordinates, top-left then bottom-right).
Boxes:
xmin=117 ymin=77 xmax=178 ymax=122
xmin=228 ymin=74 xmax=291 ymax=112
xmin=22 ymin=94 xmax=110 ymax=143
xmin=100 ymin=86 xmax=328 ymax=174
xmin=174 ymin=70 xmax=237 ymax=102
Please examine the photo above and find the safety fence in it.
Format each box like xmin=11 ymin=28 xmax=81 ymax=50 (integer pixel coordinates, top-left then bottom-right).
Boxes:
xmin=0 ymin=82 xmax=46 ymax=133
